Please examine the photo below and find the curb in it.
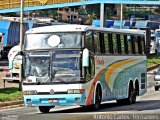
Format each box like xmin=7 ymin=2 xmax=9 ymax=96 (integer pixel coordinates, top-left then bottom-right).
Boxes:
xmin=0 ymin=100 xmax=24 ymax=109
xmin=147 ymin=64 xmax=159 ymax=71
xmin=0 ymin=104 xmax=24 ymax=110
xmin=0 ymin=64 xmax=159 ymax=110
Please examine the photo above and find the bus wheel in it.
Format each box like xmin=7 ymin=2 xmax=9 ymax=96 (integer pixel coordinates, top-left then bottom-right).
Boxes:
xmin=126 ymin=83 xmax=136 ymax=104
xmin=39 ymin=106 xmax=52 ymax=113
xmin=116 ymin=99 xmax=125 ymax=105
xmin=93 ymin=85 xmax=102 ymax=110
xmin=155 ymin=49 xmax=158 ymax=55
xmin=132 ymin=88 xmax=137 ymax=104
xmin=155 ymin=86 xmax=159 ymax=91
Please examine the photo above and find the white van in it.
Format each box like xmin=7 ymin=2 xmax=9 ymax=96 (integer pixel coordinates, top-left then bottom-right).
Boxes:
xmin=2 ymin=45 xmax=20 ymax=82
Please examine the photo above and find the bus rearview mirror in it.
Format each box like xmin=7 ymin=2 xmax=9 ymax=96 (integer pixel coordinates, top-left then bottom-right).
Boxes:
xmin=82 ymin=48 xmax=89 ymax=67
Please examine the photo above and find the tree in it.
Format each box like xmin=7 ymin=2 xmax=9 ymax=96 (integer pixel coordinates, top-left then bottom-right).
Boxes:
xmin=86 ymin=4 xmax=100 ymax=18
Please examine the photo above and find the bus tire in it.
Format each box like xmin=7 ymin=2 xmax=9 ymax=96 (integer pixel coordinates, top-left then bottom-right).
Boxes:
xmin=39 ymin=106 xmax=53 ymax=113
xmin=155 ymin=49 xmax=158 ymax=55
xmin=116 ymin=99 xmax=125 ymax=105
xmin=132 ymin=88 xmax=137 ymax=104
xmin=19 ymin=81 xmax=22 ymax=91
xmin=155 ymin=86 xmax=159 ymax=91
xmin=92 ymin=84 xmax=102 ymax=110
xmin=126 ymin=82 xmax=136 ymax=104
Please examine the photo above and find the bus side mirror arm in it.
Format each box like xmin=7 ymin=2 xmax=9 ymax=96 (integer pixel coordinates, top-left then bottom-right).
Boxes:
xmin=18 ymin=51 xmax=24 ymax=55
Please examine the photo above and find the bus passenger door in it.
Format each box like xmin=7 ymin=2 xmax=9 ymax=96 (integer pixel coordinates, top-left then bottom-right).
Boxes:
xmin=83 ymin=51 xmax=95 ymax=105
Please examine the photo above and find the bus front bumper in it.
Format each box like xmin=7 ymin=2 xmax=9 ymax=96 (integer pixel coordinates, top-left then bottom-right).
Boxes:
xmin=23 ymin=94 xmax=86 ymax=107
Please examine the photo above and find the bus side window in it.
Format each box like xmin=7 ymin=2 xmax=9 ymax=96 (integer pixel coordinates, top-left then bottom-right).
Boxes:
xmin=137 ymin=36 xmax=142 ymax=54
xmin=131 ymin=36 xmax=136 ymax=54
xmin=94 ymin=32 xmax=100 ymax=53
xmin=90 ymin=56 xmax=95 ymax=78
xmin=99 ymin=32 xmax=105 ymax=53
xmin=104 ymin=33 xmax=110 ymax=54
xmin=108 ymin=33 xmax=114 ymax=54
xmin=113 ymin=34 xmax=118 ymax=54
xmin=85 ymin=56 xmax=95 ymax=82
xmin=116 ymin=34 xmax=122 ymax=54
xmin=141 ymin=36 xmax=146 ymax=54
xmin=134 ymin=36 xmax=139 ymax=54
xmin=121 ymin=34 xmax=125 ymax=54
xmin=131 ymin=36 xmax=135 ymax=54
xmin=124 ymin=35 xmax=129 ymax=54
xmin=85 ymin=31 xmax=94 ymax=52
xmin=127 ymin=35 xmax=132 ymax=54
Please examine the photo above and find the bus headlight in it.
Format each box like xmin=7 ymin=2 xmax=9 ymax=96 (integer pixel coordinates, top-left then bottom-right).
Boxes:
xmin=13 ymin=62 xmax=20 ymax=69
xmin=67 ymin=89 xmax=84 ymax=94
xmin=23 ymin=90 xmax=38 ymax=95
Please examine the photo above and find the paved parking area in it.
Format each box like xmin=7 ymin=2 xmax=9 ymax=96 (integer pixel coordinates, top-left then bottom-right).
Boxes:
xmin=0 ymin=71 xmax=18 ymax=89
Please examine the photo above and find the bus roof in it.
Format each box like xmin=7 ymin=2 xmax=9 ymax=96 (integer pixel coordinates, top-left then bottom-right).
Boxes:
xmin=26 ymin=24 xmax=146 ymax=36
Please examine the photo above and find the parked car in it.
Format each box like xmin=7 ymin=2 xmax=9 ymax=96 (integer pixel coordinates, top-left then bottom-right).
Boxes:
xmin=154 ymin=68 xmax=160 ymax=91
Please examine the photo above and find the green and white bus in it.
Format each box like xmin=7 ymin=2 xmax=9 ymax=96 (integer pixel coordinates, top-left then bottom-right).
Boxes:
xmin=22 ymin=25 xmax=147 ymax=113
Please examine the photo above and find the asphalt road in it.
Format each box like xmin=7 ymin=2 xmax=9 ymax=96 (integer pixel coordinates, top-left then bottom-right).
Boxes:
xmin=0 ymin=71 xmax=160 ymax=120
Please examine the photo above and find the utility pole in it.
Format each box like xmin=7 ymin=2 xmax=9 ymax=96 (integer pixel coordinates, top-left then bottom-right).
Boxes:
xmin=20 ymin=0 xmax=24 ymax=52
xmin=120 ymin=4 xmax=123 ymax=29
xmin=19 ymin=0 xmax=24 ymax=90
xmin=100 ymin=3 xmax=104 ymax=28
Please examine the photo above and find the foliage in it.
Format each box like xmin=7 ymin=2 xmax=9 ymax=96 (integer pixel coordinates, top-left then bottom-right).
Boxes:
xmin=155 ymin=6 xmax=160 ymax=13
xmin=106 ymin=4 xmax=116 ymax=19
xmin=76 ymin=8 xmax=87 ymax=15
xmin=86 ymin=4 xmax=100 ymax=18
xmin=124 ymin=5 xmax=154 ymax=19
xmin=0 ymin=87 xmax=22 ymax=102
xmin=85 ymin=13 xmax=96 ymax=25
xmin=0 ymin=12 xmax=19 ymax=17
xmin=35 ymin=8 xmax=58 ymax=20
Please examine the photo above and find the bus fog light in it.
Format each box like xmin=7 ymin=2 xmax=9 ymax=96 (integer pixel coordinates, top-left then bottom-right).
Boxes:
xmin=67 ymin=89 xmax=74 ymax=94
xmin=23 ymin=90 xmax=38 ymax=95
xmin=13 ymin=63 xmax=20 ymax=69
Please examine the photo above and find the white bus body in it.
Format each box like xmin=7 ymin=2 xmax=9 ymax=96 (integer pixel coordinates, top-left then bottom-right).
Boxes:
xmin=155 ymin=29 xmax=160 ymax=53
xmin=22 ymin=25 xmax=147 ymax=113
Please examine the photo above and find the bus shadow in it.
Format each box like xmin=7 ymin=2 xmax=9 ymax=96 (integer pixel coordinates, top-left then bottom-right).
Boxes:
xmin=44 ymin=100 xmax=160 ymax=114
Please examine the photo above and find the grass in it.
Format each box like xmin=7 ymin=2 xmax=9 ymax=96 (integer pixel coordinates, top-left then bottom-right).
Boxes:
xmin=0 ymin=87 xmax=22 ymax=102
xmin=147 ymin=55 xmax=160 ymax=67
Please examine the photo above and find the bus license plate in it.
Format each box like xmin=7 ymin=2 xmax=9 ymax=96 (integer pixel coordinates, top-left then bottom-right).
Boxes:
xmin=48 ymin=99 xmax=58 ymax=103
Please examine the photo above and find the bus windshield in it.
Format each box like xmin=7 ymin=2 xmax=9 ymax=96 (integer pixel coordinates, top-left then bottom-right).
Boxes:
xmin=25 ymin=52 xmax=51 ymax=83
xmin=24 ymin=32 xmax=82 ymax=50
xmin=51 ymin=50 xmax=81 ymax=83
xmin=24 ymin=50 xmax=81 ymax=84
